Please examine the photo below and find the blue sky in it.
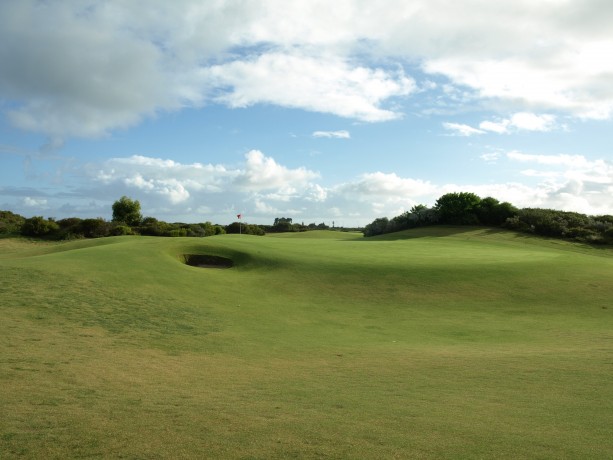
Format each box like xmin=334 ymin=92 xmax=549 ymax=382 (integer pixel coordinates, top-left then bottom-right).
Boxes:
xmin=1 ymin=1 xmax=612 ymax=226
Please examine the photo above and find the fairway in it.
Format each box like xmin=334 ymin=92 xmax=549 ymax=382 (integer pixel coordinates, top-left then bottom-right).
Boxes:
xmin=1 ymin=228 xmax=612 ymax=458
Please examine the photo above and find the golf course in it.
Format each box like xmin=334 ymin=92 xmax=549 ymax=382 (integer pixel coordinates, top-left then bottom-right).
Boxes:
xmin=1 ymin=227 xmax=612 ymax=458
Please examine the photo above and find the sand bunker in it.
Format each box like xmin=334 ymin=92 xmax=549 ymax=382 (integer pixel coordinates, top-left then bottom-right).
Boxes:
xmin=182 ymin=254 xmax=233 ymax=269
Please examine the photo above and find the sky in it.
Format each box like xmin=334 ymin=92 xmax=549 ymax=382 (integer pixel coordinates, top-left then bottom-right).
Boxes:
xmin=1 ymin=0 xmax=612 ymax=227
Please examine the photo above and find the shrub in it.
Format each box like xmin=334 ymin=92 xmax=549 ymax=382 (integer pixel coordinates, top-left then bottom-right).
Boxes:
xmin=0 ymin=210 xmax=25 ymax=234
xmin=21 ymin=216 xmax=60 ymax=238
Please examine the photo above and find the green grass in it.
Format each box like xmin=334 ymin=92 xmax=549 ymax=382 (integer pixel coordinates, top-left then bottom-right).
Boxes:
xmin=1 ymin=228 xmax=612 ymax=458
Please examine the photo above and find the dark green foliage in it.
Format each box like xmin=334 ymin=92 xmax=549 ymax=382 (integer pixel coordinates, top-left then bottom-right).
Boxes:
xmin=0 ymin=210 xmax=25 ymax=234
xmin=56 ymin=217 xmax=84 ymax=239
xmin=269 ymin=217 xmax=307 ymax=232
xmin=271 ymin=217 xmax=295 ymax=232
xmin=477 ymin=197 xmax=518 ymax=226
xmin=364 ymin=205 xmax=440 ymax=237
xmin=168 ymin=228 xmax=188 ymax=237
xmin=112 ymin=196 xmax=142 ymax=227
xmin=79 ymin=218 xmax=112 ymax=238
xmin=435 ymin=192 xmax=482 ymax=224
xmin=363 ymin=217 xmax=390 ymax=237
xmin=138 ymin=219 xmax=225 ymax=237
xmin=307 ymin=222 xmax=330 ymax=230
xmin=139 ymin=217 xmax=171 ymax=236
xmin=504 ymin=208 xmax=612 ymax=243
xmin=111 ymin=225 xmax=134 ymax=236
xmin=21 ymin=216 xmax=60 ymax=237
xmin=363 ymin=192 xmax=612 ymax=245
xmin=226 ymin=221 xmax=265 ymax=235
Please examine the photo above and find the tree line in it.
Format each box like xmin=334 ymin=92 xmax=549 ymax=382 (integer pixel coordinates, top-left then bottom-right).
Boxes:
xmin=0 ymin=196 xmax=338 ymax=240
xmin=3 ymin=193 xmax=612 ymax=244
xmin=1 ymin=197 xmax=244 ymax=239
xmin=363 ymin=192 xmax=613 ymax=245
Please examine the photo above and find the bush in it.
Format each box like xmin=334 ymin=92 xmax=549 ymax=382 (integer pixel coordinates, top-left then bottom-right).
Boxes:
xmin=225 ymin=222 xmax=265 ymax=235
xmin=80 ymin=218 xmax=112 ymax=238
xmin=111 ymin=225 xmax=134 ymax=236
xmin=21 ymin=216 xmax=60 ymax=238
xmin=0 ymin=211 xmax=25 ymax=235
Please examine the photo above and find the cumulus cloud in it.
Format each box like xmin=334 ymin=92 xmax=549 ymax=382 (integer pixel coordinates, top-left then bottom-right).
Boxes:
xmin=503 ymin=150 xmax=613 ymax=215
xmin=87 ymin=150 xmax=322 ymax=219
xmin=233 ymin=150 xmax=320 ymax=192
xmin=2 ymin=0 xmax=611 ymax=140
xmin=204 ymin=53 xmax=415 ymax=122
xmin=4 ymin=146 xmax=612 ymax=224
xmin=23 ymin=197 xmax=48 ymax=207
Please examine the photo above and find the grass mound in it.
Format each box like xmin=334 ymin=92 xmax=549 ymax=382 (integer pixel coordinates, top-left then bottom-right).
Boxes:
xmin=1 ymin=229 xmax=612 ymax=458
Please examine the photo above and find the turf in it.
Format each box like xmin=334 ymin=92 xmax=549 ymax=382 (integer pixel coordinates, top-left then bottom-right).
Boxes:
xmin=1 ymin=228 xmax=612 ymax=458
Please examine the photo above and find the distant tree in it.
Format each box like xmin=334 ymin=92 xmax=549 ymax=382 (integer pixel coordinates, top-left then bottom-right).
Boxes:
xmin=80 ymin=218 xmax=112 ymax=238
xmin=504 ymin=208 xmax=591 ymax=238
xmin=199 ymin=221 xmax=225 ymax=236
xmin=477 ymin=197 xmax=518 ymax=226
xmin=363 ymin=217 xmax=390 ymax=237
xmin=0 ymin=210 xmax=26 ymax=234
xmin=226 ymin=222 xmax=265 ymax=235
xmin=272 ymin=217 xmax=295 ymax=232
xmin=112 ymin=196 xmax=142 ymax=227
xmin=434 ymin=192 xmax=482 ymax=224
xmin=21 ymin=216 xmax=60 ymax=238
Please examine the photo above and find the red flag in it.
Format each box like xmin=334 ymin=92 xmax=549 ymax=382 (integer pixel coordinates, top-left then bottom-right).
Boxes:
xmin=237 ymin=214 xmax=242 ymax=219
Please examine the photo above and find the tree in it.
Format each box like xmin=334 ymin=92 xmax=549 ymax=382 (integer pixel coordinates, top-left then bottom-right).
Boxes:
xmin=272 ymin=217 xmax=295 ymax=232
xmin=112 ymin=196 xmax=142 ymax=227
xmin=477 ymin=197 xmax=518 ymax=226
xmin=434 ymin=192 xmax=482 ymax=224
xmin=363 ymin=217 xmax=390 ymax=237
xmin=226 ymin=222 xmax=265 ymax=235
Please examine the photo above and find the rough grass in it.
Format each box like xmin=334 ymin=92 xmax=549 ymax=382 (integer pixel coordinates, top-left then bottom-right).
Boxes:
xmin=1 ymin=228 xmax=612 ymax=458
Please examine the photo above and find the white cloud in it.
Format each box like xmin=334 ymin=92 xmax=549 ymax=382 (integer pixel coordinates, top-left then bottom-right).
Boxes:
xmin=23 ymin=196 xmax=47 ymax=207
xmin=480 ymin=113 xmax=557 ymax=134
xmin=442 ymin=122 xmax=484 ymax=136
xmin=441 ymin=112 xmax=561 ymax=136
xmin=1 ymin=0 xmax=612 ymax=140
xmin=204 ymin=52 xmax=415 ymax=122
xmin=480 ymin=152 xmax=501 ymax=162
xmin=5 ymin=146 xmax=613 ymax=225
xmin=503 ymin=150 xmax=613 ymax=214
xmin=509 ymin=112 xmax=556 ymax=131
xmin=332 ymin=172 xmax=437 ymax=217
xmin=478 ymin=120 xmax=510 ymax=134
xmin=234 ymin=150 xmax=320 ymax=192
xmin=312 ymin=130 xmax=351 ymax=139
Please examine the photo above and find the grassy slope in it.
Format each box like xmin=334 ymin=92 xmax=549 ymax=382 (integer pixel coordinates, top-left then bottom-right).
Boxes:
xmin=1 ymin=228 xmax=612 ymax=458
